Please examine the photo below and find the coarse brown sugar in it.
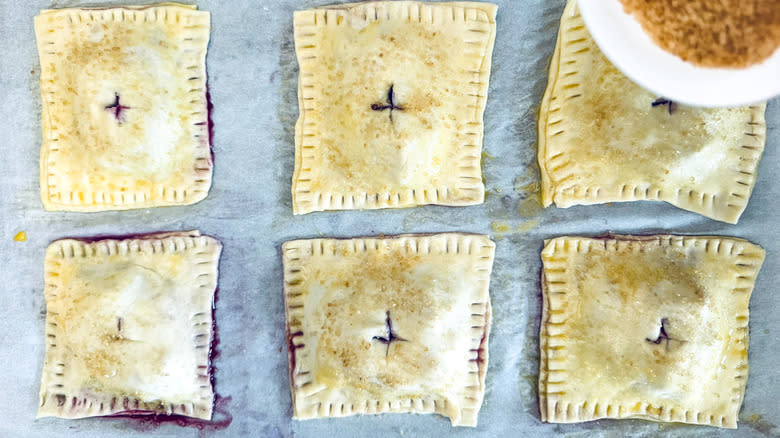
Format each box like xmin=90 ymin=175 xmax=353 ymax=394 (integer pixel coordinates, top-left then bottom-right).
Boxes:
xmin=618 ymin=0 xmax=780 ymax=68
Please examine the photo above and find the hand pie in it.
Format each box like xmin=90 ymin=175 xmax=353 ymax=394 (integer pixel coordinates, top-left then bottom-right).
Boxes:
xmin=292 ymin=1 xmax=497 ymax=214
xmin=539 ymin=235 xmax=765 ymax=428
xmin=34 ymin=4 xmax=212 ymax=211
xmin=538 ymin=0 xmax=766 ymax=224
xmin=282 ymin=233 xmax=495 ymax=426
xmin=38 ymin=231 xmax=221 ymax=420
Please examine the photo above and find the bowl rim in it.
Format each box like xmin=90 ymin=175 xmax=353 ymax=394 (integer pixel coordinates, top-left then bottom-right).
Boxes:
xmin=577 ymin=0 xmax=780 ymax=107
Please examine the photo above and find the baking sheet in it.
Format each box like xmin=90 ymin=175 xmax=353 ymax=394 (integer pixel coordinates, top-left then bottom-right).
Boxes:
xmin=1 ymin=0 xmax=778 ymax=436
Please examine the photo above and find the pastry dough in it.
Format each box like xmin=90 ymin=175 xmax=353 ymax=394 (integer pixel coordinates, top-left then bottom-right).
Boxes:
xmin=34 ymin=4 xmax=212 ymax=211
xmin=539 ymin=235 xmax=765 ymax=428
xmin=292 ymin=2 xmax=497 ymax=214
xmin=538 ymin=0 xmax=766 ymax=224
xmin=38 ymin=231 xmax=221 ymax=420
xmin=282 ymin=234 xmax=494 ymax=426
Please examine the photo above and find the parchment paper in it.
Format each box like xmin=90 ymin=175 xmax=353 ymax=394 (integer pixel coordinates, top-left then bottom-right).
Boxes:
xmin=0 ymin=0 xmax=778 ymax=436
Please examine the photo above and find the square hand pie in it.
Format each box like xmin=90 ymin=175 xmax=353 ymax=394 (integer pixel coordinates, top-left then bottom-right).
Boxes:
xmin=538 ymin=0 xmax=766 ymax=224
xmin=282 ymin=234 xmax=495 ymax=426
xmin=34 ymin=4 xmax=212 ymax=211
xmin=38 ymin=231 xmax=221 ymax=420
xmin=539 ymin=235 xmax=765 ymax=428
xmin=292 ymin=1 xmax=497 ymax=214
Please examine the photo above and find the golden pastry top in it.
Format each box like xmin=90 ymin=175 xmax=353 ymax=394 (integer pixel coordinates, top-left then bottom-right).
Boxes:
xmin=292 ymin=2 xmax=497 ymax=213
xmin=283 ymin=234 xmax=494 ymax=426
xmin=537 ymin=0 xmax=766 ymax=223
xmin=35 ymin=4 xmax=211 ymax=211
xmin=540 ymin=235 xmax=765 ymax=428
xmin=38 ymin=231 xmax=221 ymax=420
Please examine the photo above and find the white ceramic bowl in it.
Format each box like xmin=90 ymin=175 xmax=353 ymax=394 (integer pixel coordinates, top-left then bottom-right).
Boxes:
xmin=577 ymin=0 xmax=780 ymax=107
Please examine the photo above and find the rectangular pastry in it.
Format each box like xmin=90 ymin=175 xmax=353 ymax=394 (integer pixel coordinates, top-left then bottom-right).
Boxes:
xmin=292 ymin=1 xmax=497 ymax=214
xmin=539 ymin=234 xmax=765 ymax=428
xmin=38 ymin=231 xmax=221 ymax=420
xmin=34 ymin=4 xmax=212 ymax=211
xmin=282 ymin=233 xmax=495 ymax=426
xmin=538 ymin=0 xmax=766 ymax=223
